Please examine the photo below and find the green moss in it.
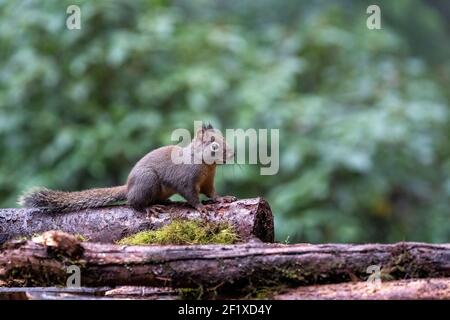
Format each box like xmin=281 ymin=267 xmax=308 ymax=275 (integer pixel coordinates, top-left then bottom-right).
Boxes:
xmin=248 ymin=285 xmax=289 ymax=300
xmin=117 ymin=220 xmax=239 ymax=245
xmin=74 ymin=234 xmax=87 ymax=242
xmin=13 ymin=236 xmax=29 ymax=242
xmin=178 ymin=287 xmax=205 ymax=300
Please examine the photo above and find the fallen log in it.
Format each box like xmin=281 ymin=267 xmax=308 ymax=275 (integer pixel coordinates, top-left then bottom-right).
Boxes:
xmin=274 ymin=278 xmax=450 ymax=300
xmin=0 ymin=286 xmax=112 ymax=300
xmin=1 ymin=231 xmax=449 ymax=289
xmin=104 ymin=286 xmax=179 ymax=300
xmin=0 ymin=286 xmax=176 ymax=300
xmin=4 ymin=279 xmax=450 ymax=300
xmin=0 ymin=197 xmax=274 ymax=243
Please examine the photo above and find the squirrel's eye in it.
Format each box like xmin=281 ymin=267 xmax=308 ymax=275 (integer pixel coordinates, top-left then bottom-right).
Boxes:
xmin=210 ymin=142 xmax=219 ymax=151
xmin=211 ymin=136 xmax=215 ymax=142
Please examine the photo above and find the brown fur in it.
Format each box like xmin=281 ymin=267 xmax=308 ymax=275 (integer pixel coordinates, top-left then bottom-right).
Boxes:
xmin=19 ymin=124 xmax=234 ymax=213
xmin=18 ymin=186 xmax=127 ymax=213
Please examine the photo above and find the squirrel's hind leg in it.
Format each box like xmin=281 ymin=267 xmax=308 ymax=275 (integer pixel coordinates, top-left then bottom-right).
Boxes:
xmin=126 ymin=171 xmax=160 ymax=213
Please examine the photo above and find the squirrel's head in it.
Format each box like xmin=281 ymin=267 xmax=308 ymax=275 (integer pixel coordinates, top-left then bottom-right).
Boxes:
xmin=193 ymin=123 xmax=234 ymax=165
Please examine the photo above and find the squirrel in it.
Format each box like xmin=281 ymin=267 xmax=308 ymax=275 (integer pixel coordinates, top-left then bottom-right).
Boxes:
xmin=19 ymin=123 xmax=235 ymax=214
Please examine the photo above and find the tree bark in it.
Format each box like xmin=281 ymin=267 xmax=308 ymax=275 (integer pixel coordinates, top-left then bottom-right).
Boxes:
xmin=0 ymin=197 xmax=274 ymax=244
xmin=3 ymin=279 xmax=450 ymax=299
xmin=273 ymin=278 xmax=450 ymax=300
xmin=1 ymin=231 xmax=449 ymax=289
xmin=0 ymin=286 xmax=113 ymax=300
xmin=0 ymin=286 xmax=178 ymax=300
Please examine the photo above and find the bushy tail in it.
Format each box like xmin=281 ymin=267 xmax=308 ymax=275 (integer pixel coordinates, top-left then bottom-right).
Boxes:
xmin=18 ymin=186 xmax=127 ymax=213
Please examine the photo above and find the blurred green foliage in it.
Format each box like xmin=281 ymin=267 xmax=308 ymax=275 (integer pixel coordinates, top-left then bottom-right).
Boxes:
xmin=1 ymin=0 xmax=449 ymax=243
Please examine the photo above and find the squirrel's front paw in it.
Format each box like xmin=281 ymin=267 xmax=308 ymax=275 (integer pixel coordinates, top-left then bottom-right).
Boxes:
xmin=146 ymin=204 xmax=167 ymax=215
xmin=195 ymin=204 xmax=210 ymax=215
xmin=212 ymin=195 xmax=237 ymax=203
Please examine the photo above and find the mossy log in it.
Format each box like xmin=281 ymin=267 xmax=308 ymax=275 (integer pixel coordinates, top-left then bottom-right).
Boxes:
xmin=0 ymin=197 xmax=274 ymax=244
xmin=1 ymin=231 xmax=449 ymax=289
xmin=274 ymin=278 xmax=450 ymax=300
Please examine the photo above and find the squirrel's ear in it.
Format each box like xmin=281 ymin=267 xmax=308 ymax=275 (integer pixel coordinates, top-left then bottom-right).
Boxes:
xmin=196 ymin=122 xmax=212 ymax=138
